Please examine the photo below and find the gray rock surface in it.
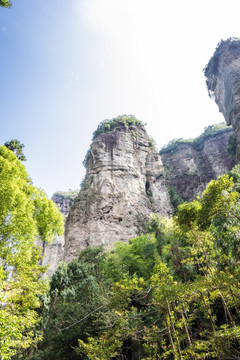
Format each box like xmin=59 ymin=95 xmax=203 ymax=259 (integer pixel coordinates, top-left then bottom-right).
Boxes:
xmin=39 ymin=235 xmax=65 ymax=277
xmin=64 ymin=123 xmax=172 ymax=262
xmin=161 ymin=128 xmax=234 ymax=202
xmin=41 ymin=119 xmax=235 ymax=273
xmin=51 ymin=193 xmax=75 ymax=218
xmin=40 ymin=192 xmax=77 ymax=276
xmin=205 ymin=39 xmax=240 ymax=161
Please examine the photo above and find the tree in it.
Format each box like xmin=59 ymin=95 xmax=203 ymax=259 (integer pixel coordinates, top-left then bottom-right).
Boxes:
xmin=20 ymin=168 xmax=240 ymax=359
xmin=0 ymin=146 xmax=64 ymax=359
xmin=27 ymin=247 xmax=107 ymax=360
xmin=4 ymin=139 xmax=26 ymax=161
xmin=103 ymin=234 xmax=159 ymax=281
xmin=0 ymin=0 xmax=11 ymax=8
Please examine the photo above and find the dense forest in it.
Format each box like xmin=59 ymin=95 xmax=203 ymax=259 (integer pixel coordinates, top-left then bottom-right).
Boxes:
xmin=0 ymin=145 xmax=64 ymax=360
xmin=2 ymin=138 xmax=240 ymax=359
xmin=30 ymin=165 xmax=240 ymax=360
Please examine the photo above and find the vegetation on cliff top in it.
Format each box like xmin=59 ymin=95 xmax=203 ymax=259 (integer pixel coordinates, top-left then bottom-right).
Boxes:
xmin=52 ymin=189 xmax=79 ymax=202
xmin=92 ymin=114 xmax=145 ymax=140
xmin=15 ymin=164 xmax=240 ymax=360
xmin=82 ymin=115 xmax=146 ymax=168
xmin=204 ymin=37 xmax=240 ymax=94
xmin=160 ymin=122 xmax=231 ymax=154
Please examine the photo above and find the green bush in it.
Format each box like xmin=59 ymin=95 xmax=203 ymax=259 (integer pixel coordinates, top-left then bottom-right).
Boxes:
xmin=168 ymin=185 xmax=184 ymax=211
xmin=52 ymin=189 xmax=79 ymax=201
xmin=92 ymin=114 xmax=145 ymax=140
xmin=227 ymin=133 xmax=237 ymax=157
xmin=160 ymin=123 xmax=231 ymax=154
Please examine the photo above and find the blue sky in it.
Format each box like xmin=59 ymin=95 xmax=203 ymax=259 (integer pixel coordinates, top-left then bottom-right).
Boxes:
xmin=1 ymin=0 xmax=240 ymax=196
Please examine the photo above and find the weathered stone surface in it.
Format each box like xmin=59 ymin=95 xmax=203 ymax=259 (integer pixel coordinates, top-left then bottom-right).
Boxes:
xmin=161 ymin=128 xmax=234 ymax=202
xmin=64 ymin=123 xmax=172 ymax=262
xmin=205 ymin=39 xmax=240 ymax=161
xmin=42 ymin=119 xmax=235 ymax=272
xmin=51 ymin=193 xmax=73 ymax=218
xmin=39 ymin=235 xmax=65 ymax=277
xmin=40 ymin=191 xmax=77 ymax=276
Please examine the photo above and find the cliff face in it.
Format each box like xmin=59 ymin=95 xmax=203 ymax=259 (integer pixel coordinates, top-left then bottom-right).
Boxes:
xmin=51 ymin=192 xmax=76 ymax=217
xmin=161 ymin=127 xmax=234 ymax=202
xmin=64 ymin=122 xmax=172 ymax=262
xmin=40 ymin=191 xmax=77 ymax=276
xmin=39 ymin=235 xmax=65 ymax=277
xmin=42 ymin=118 xmax=236 ymax=272
xmin=205 ymin=39 xmax=240 ymax=161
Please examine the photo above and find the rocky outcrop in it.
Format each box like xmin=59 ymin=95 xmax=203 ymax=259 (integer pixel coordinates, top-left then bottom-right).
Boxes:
xmin=52 ymin=192 xmax=76 ymax=217
xmin=52 ymin=193 xmax=74 ymax=218
xmin=64 ymin=121 xmax=172 ymax=262
xmin=161 ymin=126 xmax=234 ymax=202
xmin=204 ymin=38 xmax=240 ymax=161
xmin=41 ymin=117 xmax=236 ymax=272
xmin=40 ymin=191 xmax=78 ymax=276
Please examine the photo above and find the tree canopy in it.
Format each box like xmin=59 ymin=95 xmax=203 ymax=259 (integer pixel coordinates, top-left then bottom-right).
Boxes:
xmin=0 ymin=145 xmax=64 ymax=359
xmin=4 ymin=139 xmax=26 ymax=161
xmin=3 ymin=138 xmax=240 ymax=359
xmin=22 ymin=165 xmax=240 ymax=360
xmin=0 ymin=0 xmax=11 ymax=8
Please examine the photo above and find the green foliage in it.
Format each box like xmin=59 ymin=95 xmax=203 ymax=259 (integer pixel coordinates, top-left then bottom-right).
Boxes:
xmin=160 ymin=123 xmax=231 ymax=154
xmin=52 ymin=189 xmax=79 ymax=201
xmin=79 ymin=172 xmax=240 ymax=359
xmin=176 ymin=174 xmax=238 ymax=231
xmin=25 ymin=247 xmax=107 ymax=360
xmin=82 ymin=148 xmax=91 ymax=168
xmin=0 ymin=146 xmax=64 ymax=359
xmin=145 ymin=214 xmax=174 ymax=260
xmin=0 ymin=0 xmax=11 ymax=7
xmin=21 ymin=166 xmax=240 ymax=360
xmin=92 ymin=114 xmax=145 ymax=140
xmin=227 ymin=133 xmax=237 ymax=157
xmin=229 ymin=163 xmax=240 ymax=188
xmin=146 ymin=186 xmax=154 ymax=203
xmin=4 ymin=139 xmax=26 ymax=161
xmin=149 ymin=136 xmax=158 ymax=151
xmin=103 ymin=235 xmax=159 ymax=282
xmin=78 ymin=316 xmax=128 ymax=360
xmin=167 ymin=185 xmax=184 ymax=211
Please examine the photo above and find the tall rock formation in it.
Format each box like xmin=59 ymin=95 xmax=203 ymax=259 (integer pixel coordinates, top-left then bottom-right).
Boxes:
xmin=204 ymin=38 xmax=240 ymax=161
xmin=41 ymin=120 xmax=235 ymax=273
xmin=161 ymin=125 xmax=234 ymax=202
xmin=64 ymin=117 xmax=172 ymax=262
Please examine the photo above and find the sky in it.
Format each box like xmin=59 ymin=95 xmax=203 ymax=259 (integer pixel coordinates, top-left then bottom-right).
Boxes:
xmin=1 ymin=0 xmax=240 ymax=197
